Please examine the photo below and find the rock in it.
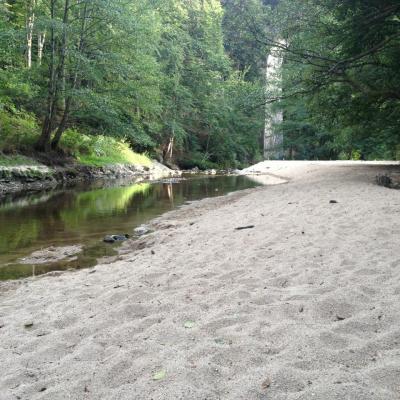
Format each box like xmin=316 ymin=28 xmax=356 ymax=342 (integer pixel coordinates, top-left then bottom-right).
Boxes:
xmin=188 ymin=167 xmax=200 ymax=174
xmin=376 ymin=174 xmax=400 ymax=189
xmin=113 ymin=234 xmax=130 ymax=241
xmin=19 ymin=245 xmax=83 ymax=265
xmin=134 ymin=225 xmax=151 ymax=236
xmin=160 ymin=177 xmax=185 ymax=184
xmin=24 ymin=322 xmax=34 ymax=328
xmin=376 ymin=174 xmax=392 ymax=187
xmin=103 ymin=235 xmax=116 ymax=243
xmin=103 ymin=234 xmax=130 ymax=243
xmin=329 ymin=200 xmax=338 ymax=204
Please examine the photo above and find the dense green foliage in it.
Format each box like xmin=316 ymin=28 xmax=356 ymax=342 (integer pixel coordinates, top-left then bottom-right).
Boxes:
xmin=0 ymin=0 xmax=264 ymax=168
xmin=0 ymin=0 xmax=398 ymax=165
xmin=0 ymin=110 xmax=152 ymax=166
xmin=244 ymin=0 xmax=400 ymax=159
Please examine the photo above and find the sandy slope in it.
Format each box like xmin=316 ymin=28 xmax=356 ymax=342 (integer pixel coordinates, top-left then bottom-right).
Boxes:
xmin=0 ymin=161 xmax=399 ymax=400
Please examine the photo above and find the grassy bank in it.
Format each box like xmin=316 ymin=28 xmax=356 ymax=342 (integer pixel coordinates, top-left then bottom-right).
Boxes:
xmin=0 ymin=154 xmax=41 ymax=167
xmin=0 ymin=110 xmax=152 ymax=168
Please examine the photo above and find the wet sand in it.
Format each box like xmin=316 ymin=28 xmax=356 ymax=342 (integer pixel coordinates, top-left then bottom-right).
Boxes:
xmin=0 ymin=161 xmax=399 ymax=400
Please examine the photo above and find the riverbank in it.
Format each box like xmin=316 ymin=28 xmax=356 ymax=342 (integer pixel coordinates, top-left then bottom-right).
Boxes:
xmin=1 ymin=161 xmax=399 ymax=399
xmin=0 ymin=157 xmax=178 ymax=196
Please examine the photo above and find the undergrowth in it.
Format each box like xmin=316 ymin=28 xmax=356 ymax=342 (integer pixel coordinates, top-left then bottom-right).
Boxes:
xmin=0 ymin=110 xmax=152 ymax=167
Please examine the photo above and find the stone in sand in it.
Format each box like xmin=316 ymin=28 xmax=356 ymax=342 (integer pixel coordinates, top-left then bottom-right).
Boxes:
xmin=134 ymin=225 xmax=151 ymax=236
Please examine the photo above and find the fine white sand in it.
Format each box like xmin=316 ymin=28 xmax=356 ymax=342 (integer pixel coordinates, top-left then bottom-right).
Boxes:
xmin=0 ymin=161 xmax=399 ymax=400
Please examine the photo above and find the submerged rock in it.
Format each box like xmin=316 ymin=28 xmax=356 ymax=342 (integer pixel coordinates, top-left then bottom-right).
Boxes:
xmin=19 ymin=245 xmax=83 ymax=265
xmin=113 ymin=234 xmax=130 ymax=241
xmin=103 ymin=234 xmax=130 ymax=243
xmin=103 ymin=235 xmax=115 ymax=243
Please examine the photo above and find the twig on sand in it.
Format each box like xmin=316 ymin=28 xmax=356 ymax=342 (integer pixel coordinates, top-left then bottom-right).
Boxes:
xmin=235 ymin=225 xmax=255 ymax=230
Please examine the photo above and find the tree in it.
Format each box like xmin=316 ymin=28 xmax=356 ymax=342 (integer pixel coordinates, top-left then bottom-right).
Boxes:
xmin=34 ymin=0 xmax=163 ymax=152
xmin=1 ymin=0 xmax=266 ymax=166
xmin=242 ymin=0 xmax=400 ymax=159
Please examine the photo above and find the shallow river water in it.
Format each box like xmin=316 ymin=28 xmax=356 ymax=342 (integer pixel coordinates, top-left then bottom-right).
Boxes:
xmin=0 ymin=175 xmax=260 ymax=280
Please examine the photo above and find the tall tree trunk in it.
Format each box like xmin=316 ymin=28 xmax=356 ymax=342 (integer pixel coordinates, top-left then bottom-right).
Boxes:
xmin=38 ymin=32 xmax=46 ymax=65
xmin=37 ymin=0 xmax=73 ymax=152
xmin=165 ymin=137 xmax=174 ymax=160
xmin=56 ymin=0 xmax=70 ymax=124
xmin=52 ymin=1 xmax=88 ymax=150
xmin=51 ymin=97 xmax=71 ymax=149
xmin=35 ymin=0 xmax=58 ymax=152
xmin=26 ymin=0 xmax=36 ymax=69
xmin=264 ymin=40 xmax=285 ymax=160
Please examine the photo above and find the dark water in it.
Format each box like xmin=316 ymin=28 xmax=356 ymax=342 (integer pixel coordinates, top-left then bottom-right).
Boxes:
xmin=0 ymin=175 xmax=260 ymax=280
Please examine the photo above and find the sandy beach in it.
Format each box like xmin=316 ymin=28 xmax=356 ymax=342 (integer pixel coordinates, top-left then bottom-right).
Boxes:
xmin=0 ymin=161 xmax=399 ymax=400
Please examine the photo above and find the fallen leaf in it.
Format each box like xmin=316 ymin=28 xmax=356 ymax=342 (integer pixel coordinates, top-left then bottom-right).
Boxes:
xmin=153 ymin=369 xmax=166 ymax=381
xmin=184 ymin=320 xmax=195 ymax=329
xmin=262 ymin=377 xmax=272 ymax=390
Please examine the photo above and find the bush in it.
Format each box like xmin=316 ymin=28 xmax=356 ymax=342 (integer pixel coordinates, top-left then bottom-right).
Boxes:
xmin=0 ymin=110 xmax=39 ymax=152
xmin=61 ymin=130 xmax=152 ymax=166
xmin=59 ymin=129 xmax=93 ymax=157
xmin=0 ymin=111 xmax=152 ymax=166
xmin=351 ymin=150 xmax=362 ymax=161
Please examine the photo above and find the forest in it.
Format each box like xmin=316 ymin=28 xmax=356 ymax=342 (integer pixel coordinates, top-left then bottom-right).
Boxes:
xmin=0 ymin=0 xmax=399 ymax=168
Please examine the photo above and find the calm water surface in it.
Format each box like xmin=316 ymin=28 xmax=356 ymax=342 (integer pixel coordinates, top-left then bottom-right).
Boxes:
xmin=0 ymin=175 xmax=260 ymax=280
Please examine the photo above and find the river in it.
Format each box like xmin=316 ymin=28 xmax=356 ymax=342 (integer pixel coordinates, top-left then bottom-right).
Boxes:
xmin=0 ymin=175 xmax=260 ymax=280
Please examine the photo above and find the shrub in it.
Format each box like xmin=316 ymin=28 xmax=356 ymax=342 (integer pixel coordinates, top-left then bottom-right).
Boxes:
xmin=61 ymin=131 xmax=152 ymax=166
xmin=0 ymin=110 xmax=39 ymax=152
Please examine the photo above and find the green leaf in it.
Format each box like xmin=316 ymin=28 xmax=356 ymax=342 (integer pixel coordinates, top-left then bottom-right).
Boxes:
xmin=184 ymin=320 xmax=195 ymax=329
xmin=152 ymin=369 xmax=166 ymax=381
